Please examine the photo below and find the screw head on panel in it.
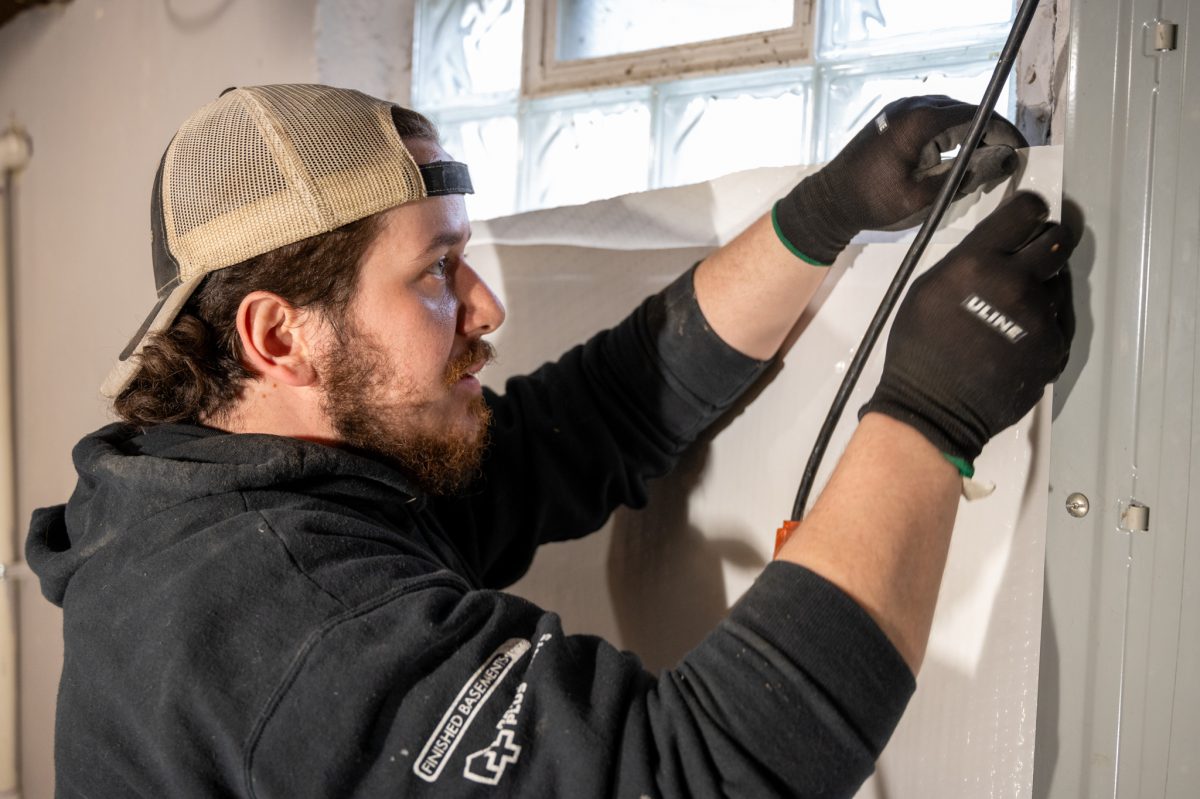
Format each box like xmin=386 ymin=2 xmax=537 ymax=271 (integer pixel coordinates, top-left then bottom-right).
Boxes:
xmin=1065 ymin=493 xmax=1090 ymax=518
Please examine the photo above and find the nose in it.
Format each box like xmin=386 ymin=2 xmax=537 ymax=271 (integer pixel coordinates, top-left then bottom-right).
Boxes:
xmin=455 ymin=261 xmax=506 ymax=337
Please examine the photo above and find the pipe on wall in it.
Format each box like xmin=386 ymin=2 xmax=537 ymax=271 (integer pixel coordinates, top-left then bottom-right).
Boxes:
xmin=0 ymin=122 xmax=31 ymax=799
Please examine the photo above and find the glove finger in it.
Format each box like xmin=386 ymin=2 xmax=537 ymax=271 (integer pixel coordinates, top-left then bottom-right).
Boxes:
xmin=1042 ymin=277 xmax=1075 ymax=381
xmin=922 ymin=111 xmax=1027 ymax=159
xmin=926 ymin=120 xmax=974 ymax=161
xmin=907 ymin=94 xmax=960 ymax=107
xmin=880 ymin=148 xmax=1024 ymax=232
xmin=916 ymin=112 xmax=1024 ymax=179
xmin=882 ymin=94 xmax=963 ymax=117
xmin=958 ymin=145 xmax=1020 ymax=194
xmin=883 ymin=97 xmax=971 ymax=169
xmin=1014 ymin=219 xmax=1077 ymax=280
xmin=964 ymin=191 xmax=1052 ymax=253
xmin=1049 ymin=267 xmax=1076 ymax=348
xmin=981 ymin=115 xmax=1028 ymax=150
xmin=909 ymin=116 xmax=971 ymax=170
xmin=910 ymin=143 xmax=1021 ymax=200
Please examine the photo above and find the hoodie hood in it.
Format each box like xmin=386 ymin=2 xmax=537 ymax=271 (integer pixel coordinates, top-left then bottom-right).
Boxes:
xmin=26 ymin=423 xmax=423 ymax=606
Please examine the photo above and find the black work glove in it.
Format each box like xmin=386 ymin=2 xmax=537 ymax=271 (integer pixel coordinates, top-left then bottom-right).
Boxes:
xmin=774 ymin=95 xmax=1028 ymax=265
xmin=860 ymin=191 xmax=1076 ymax=473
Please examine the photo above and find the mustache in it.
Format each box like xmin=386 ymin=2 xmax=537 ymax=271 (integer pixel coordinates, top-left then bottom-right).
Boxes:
xmin=444 ymin=339 xmax=497 ymax=385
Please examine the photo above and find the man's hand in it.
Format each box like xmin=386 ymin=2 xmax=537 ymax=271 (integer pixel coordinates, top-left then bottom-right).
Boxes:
xmin=773 ymin=95 xmax=1028 ymax=265
xmin=861 ymin=191 xmax=1076 ymax=470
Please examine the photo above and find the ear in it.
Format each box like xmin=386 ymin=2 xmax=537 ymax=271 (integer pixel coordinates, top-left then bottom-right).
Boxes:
xmin=235 ymin=291 xmax=322 ymax=386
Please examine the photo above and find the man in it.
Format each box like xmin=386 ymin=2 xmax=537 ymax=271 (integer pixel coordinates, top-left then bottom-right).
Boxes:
xmin=28 ymin=85 xmax=1074 ymax=797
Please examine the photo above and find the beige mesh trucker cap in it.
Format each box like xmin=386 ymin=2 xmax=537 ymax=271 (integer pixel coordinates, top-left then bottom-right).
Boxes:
xmin=101 ymin=84 xmax=473 ymax=398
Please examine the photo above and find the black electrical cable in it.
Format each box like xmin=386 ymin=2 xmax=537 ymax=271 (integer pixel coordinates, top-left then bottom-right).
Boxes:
xmin=789 ymin=0 xmax=1043 ymax=522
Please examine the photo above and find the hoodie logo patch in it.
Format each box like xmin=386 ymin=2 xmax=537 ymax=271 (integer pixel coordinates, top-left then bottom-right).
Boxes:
xmin=414 ymin=638 xmax=530 ymax=783
xmin=464 ymin=729 xmax=522 ymax=785
xmin=962 ymin=294 xmax=1028 ymax=342
xmin=463 ymin=681 xmax=528 ymax=785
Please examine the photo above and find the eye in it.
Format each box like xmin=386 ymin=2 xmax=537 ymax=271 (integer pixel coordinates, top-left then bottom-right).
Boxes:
xmin=427 ymin=257 xmax=449 ymax=279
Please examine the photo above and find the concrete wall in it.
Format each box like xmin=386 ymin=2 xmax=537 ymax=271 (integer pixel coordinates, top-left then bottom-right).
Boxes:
xmin=0 ymin=1 xmax=324 ymax=794
xmin=315 ymin=0 xmax=415 ymax=105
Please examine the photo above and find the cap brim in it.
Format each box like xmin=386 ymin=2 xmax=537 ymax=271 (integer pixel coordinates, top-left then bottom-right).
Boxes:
xmin=100 ymin=275 xmax=206 ymax=399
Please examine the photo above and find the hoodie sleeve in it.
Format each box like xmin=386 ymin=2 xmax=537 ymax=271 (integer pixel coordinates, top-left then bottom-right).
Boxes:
xmin=245 ymin=560 xmax=915 ymax=799
xmin=437 ymin=264 xmax=771 ymax=587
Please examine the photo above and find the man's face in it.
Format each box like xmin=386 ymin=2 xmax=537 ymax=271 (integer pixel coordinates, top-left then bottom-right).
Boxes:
xmin=316 ymin=140 xmax=506 ymax=494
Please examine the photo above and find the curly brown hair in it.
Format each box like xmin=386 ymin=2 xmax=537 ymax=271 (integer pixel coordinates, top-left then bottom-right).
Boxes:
xmin=112 ymin=213 xmax=383 ymax=428
xmin=113 ymin=108 xmax=440 ymax=429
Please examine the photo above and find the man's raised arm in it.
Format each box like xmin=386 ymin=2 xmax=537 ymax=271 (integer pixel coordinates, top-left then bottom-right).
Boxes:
xmin=777 ymin=190 xmax=1076 ymax=672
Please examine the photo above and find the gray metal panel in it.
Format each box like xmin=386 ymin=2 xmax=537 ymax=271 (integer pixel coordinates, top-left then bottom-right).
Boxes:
xmin=1036 ymin=0 xmax=1200 ymax=796
xmin=1171 ymin=336 xmax=1200 ymax=797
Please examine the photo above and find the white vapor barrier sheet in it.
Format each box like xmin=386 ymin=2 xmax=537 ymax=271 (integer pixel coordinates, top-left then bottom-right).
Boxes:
xmin=471 ymin=147 xmax=1062 ymax=798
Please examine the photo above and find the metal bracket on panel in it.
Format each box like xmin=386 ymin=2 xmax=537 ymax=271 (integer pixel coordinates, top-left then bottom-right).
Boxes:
xmin=1118 ymin=499 xmax=1151 ymax=533
xmin=1149 ymin=20 xmax=1179 ymax=53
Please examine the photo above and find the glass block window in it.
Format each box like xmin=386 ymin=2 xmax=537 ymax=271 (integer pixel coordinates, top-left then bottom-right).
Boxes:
xmin=522 ymin=89 xmax=654 ymax=209
xmin=433 ymin=107 xmax=521 ymax=219
xmin=821 ymin=0 xmax=1015 ymax=57
xmin=413 ymin=0 xmax=1018 ymax=219
xmin=413 ymin=0 xmax=525 ymax=109
xmin=656 ymin=70 xmax=813 ymax=188
xmin=555 ymin=0 xmax=796 ymax=61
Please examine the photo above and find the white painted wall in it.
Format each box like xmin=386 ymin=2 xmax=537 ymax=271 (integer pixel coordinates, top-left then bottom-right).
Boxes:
xmin=0 ymin=1 xmax=325 ymax=794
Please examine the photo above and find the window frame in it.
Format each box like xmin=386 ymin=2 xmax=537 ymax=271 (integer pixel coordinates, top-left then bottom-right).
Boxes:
xmin=521 ymin=0 xmax=815 ymax=97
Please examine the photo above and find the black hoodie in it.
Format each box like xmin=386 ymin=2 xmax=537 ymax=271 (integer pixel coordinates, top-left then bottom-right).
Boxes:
xmin=28 ymin=270 xmax=914 ymax=798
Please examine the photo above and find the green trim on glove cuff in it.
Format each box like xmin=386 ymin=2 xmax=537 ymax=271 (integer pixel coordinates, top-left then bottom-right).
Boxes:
xmin=942 ymin=453 xmax=975 ymax=479
xmin=771 ymin=202 xmax=831 ymax=267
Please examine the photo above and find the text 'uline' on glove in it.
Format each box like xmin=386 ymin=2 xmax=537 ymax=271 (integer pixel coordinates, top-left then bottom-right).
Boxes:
xmin=860 ymin=191 xmax=1077 ymax=473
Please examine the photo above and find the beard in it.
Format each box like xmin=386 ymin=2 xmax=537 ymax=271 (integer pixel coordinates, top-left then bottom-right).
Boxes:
xmin=317 ymin=323 xmax=496 ymax=496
